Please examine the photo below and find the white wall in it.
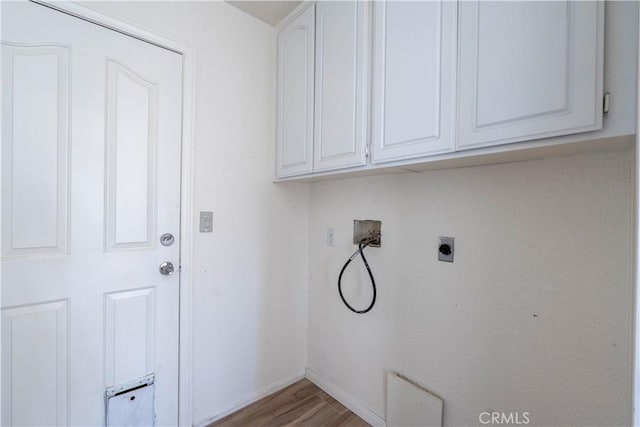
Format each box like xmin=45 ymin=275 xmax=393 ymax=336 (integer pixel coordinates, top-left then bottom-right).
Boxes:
xmin=305 ymin=3 xmax=637 ymax=425
xmin=82 ymin=2 xmax=636 ymax=427
xmin=308 ymin=150 xmax=634 ymax=426
xmin=84 ymin=2 xmax=309 ymax=425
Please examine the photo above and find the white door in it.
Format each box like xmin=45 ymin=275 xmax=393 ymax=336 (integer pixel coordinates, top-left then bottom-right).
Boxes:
xmin=313 ymin=1 xmax=369 ymax=172
xmin=276 ymin=5 xmax=315 ymax=178
xmin=1 ymin=2 xmax=182 ymax=426
xmin=457 ymin=1 xmax=604 ymax=150
xmin=371 ymin=0 xmax=457 ymax=164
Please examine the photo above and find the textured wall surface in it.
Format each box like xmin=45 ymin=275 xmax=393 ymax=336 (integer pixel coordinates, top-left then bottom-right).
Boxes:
xmin=308 ymin=150 xmax=634 ymax=426
xmin=81 ymin=2 xmax=637 ymax=426
xmin=85 ymin=2 xmax=310 ymax=425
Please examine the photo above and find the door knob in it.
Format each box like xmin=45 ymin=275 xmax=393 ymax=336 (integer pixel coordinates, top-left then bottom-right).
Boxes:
xmin=159 ymin=261 xmax=174 ymax=276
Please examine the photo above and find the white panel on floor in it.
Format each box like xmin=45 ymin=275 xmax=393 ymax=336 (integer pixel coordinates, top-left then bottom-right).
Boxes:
xmin=386 ymin=372 xmax=443 ymax=427
xmin=105 ymin=288 xmax=155 ymax=386
xmin=1 ymin=301 xmax=68 ymax=426
xmin=1 ymin=43 xmax=69 ymax=256
xmin=105 ymin=60 xmax=158 ymax=250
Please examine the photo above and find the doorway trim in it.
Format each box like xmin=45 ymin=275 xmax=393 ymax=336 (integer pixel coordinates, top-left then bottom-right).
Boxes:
xmin=31 ymin=2 xmax=196 ymax=425
xmin=632 ymin=5 xmax=640 ymax=424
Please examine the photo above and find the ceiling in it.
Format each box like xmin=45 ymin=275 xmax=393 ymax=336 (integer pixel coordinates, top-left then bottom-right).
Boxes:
xmin=226 ymin=1 xmax=302 ymax=27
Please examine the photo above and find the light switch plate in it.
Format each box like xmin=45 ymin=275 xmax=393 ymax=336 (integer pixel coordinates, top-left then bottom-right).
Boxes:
xmin=326 ymin=228 xmax=335 ymax=247
xmin=199 ymin=211 xmax=213 ymax=232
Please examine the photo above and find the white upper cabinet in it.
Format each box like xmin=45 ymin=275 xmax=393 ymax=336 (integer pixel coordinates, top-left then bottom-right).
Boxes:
xmin=276 ymin=5 xmax=315 ymax=178
xmin=313 ymin=1 xmax=369 ymax=172
xmin=371 ymin=1 xmax=457 ymax=164
xmin=275 ymin=1 xmax=613 ymax=180
xmin=457 ymin=1 xmax=604 ymax=150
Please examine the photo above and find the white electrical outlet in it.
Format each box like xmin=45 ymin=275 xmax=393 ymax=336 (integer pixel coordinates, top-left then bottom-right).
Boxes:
xmin=326 ymin=228 xmax=335 ymax=247
xmin=438 ymin=236 xmax=454 ymax=262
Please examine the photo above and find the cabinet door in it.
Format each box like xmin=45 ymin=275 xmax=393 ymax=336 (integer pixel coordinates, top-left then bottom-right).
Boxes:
xmin=371 ymin=1 xmax=456 ymax=164
xmin=276 ymin=5 xmax=315 ymax=178
xmin=457 ymin=1 xmax=604 ymax=150
xmin=314 ymin=1 xmax=369 ymax=172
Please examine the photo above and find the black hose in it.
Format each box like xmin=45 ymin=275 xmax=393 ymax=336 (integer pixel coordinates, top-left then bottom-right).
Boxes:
xmin=338 ymin=236 xmax=377 ymax=314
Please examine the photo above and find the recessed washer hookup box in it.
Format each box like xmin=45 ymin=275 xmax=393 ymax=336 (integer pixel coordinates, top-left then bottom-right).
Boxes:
xmin=353 ymin=220 xmax=382 ymax=247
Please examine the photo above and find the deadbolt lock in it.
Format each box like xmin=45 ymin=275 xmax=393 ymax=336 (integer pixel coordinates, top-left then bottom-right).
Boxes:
xmin=160 ymin=233 xmax=175 ymax=247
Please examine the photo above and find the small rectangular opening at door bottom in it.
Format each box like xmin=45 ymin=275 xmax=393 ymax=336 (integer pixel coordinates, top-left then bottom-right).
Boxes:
xmin=106 ymin=374 xmax=155 ymax=426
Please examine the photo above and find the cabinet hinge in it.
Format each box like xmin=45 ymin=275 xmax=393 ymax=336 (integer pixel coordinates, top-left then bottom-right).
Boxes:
xmin=603 ymin=92 xmax=611 ymax=117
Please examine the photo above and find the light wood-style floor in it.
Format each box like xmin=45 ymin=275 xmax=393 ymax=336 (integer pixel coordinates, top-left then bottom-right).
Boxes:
xmin=209 ymin=379 xmax=370 ymax=427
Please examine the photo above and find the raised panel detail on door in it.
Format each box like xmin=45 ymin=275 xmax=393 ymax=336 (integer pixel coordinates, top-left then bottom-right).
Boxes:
xmin=457 ymin=1 xmax=604 ymax=149
xmin=314 ymin=1 xmax=368 ymax=172
xmin=105 ymin=60 xmax=158 ymax=250
xmin=276 ymin=5 xmax=315 ymax=178
xmin=105 ymin=288 xmax=155 ymax=386
xmin=371 ymin=1 xmax=456 ymax=164
xmin=1 ymin=43 xmax=70 ymax=257
xmin=2 ymin=300 xmax=68 ymax=426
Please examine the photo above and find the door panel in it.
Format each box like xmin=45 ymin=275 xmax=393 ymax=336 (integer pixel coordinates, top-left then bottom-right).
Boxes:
xmin=457 ymin=1 xmax=603 ymax=149
xmin=1 ymin=2 xmax=182 ymax=425
xmin=371 ymin=0 xmax=456 ymax=163
xmin=2 ymin=301 xmax=68 ymax=427
xmin=313 ymin=1 xmax=368 ymax=171
xmin=104 ymin=288 xmax=155 ymax=387
xmin=1 ymin=43 xmax=70 ymax=256
xmin=105 ymin=60 xmax=158 ymax=250
xmin=276 ymin=5 xmax=315 ymax=178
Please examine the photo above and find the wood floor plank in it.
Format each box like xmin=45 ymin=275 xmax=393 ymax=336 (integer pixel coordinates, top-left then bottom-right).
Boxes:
xmin=326 ymin=411 xmax=370 ymax=427
xmin=317 ymin=391 xmax=348 ymax=415
xmin=208 ymin=379 xmax=370 ymax=427
xmin=211 ymin=381 xmax=318 ymax=426
xmin=263 ymin=395 xmax=324 ymax=426
xmin=283 ymin=401 xmax=344 ymax=427
xmin=214 ymin=380 xmax=314 ymax=426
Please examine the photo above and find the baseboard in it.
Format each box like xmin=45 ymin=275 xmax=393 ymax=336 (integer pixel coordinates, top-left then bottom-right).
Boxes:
xmin=193 ymin=371 xmax=306 ymax=427
xmin=305 ymin=368 xmax=386 ymax=427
